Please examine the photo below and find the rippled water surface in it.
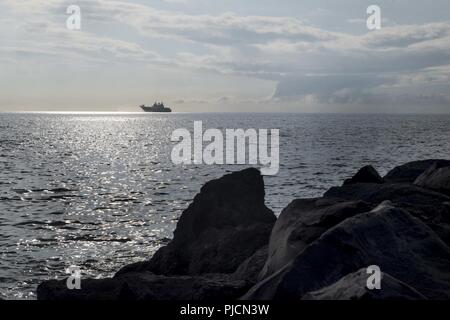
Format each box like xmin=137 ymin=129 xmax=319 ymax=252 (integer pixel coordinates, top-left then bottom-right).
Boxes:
xmin=1 ymin=112 xmax=450 ymax=299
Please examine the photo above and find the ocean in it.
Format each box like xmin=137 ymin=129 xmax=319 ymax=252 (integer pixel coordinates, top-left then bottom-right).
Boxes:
xmin=1 ymin=112 xmax=450 ymax=299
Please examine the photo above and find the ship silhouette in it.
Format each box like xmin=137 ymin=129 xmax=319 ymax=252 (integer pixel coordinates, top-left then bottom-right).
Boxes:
xmin=140 ymin=101 xmax=172 ymax=112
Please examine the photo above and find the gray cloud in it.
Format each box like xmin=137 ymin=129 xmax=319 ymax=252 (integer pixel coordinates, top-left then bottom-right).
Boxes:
xmin=1 ymin=0 xmax=450 ymax=111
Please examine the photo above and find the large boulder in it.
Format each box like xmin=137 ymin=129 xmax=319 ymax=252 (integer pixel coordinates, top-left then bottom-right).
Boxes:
xmin=118 ymin=168 xmax=276 ymax=276
xmin=324 ymin=182 xmax=450 ymax=245
xmin=37 ymin=168 xmax=276 ymax=300
xmin=302 ymin=268 xmax=426 ymax=300
xmin=414 ymin=163 xmax=450 ymax=196
xmin=384 ymin=160 xmax=450 ymax=183
xmin=343 ymin=165 xmax=384 ymax=185
xmin=259 ymin=198 xmax=371 ymax=280
xmin=243 ymin=202 xmax=450 ymax=300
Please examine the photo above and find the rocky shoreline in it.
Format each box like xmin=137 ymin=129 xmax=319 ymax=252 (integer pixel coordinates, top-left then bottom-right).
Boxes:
xmin=37 ymin=160 xmax=450 ymax=300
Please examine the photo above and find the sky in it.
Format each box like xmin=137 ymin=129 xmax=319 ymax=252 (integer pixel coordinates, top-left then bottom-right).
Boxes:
xmin=1 ymin=0 xmax=450 ymax=113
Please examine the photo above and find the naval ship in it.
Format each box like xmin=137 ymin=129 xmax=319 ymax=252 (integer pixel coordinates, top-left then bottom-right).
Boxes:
xmin=140 ymin=101 xmax=172 ymax=112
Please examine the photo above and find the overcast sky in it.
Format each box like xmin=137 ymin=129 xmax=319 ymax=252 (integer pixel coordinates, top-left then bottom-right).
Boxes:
xmin=1 ymin=0 xmax=450 ymax=113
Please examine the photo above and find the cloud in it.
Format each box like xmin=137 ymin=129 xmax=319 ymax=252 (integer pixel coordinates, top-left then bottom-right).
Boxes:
xmin=1 ymin=0 xmax=450 ymax=110
xmin=172 ymin=98 xmax=208 ymax=104
xmin=360 ymin=22 xmax=450 ymax=48
xmin=162 ymin=0 xmax=188 ymax=3
xmin=2 ymin=0 xmax=326 ymax=42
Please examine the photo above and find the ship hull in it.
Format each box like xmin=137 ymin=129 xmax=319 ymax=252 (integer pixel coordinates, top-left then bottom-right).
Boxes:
xmin=140 ymin=106 xmax=172 ymax=112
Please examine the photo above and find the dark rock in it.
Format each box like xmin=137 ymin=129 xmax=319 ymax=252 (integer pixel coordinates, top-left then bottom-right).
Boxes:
xmin=37 ymin=272 xmax=248 ymax=301
xmin=118 ymin=168 xmax=275 ymax=276
xmin=231 ymin=246 xmax=268 ymax=285
xmin=384 ymin=160 xmax=450 ymax=183
xmin=37 ymin=160 xmax=450 ymax=301
xmin=302 ymin=268 xmax=427 ymax=300
xmin=324 ymin=182 xmax=450 ymax=245
xmin=38 ymin=168 xmax=275 ymax=300
xmin=259 ymin=198 xmax=371 ymax=280
xmin=343 ymin=165 xmax=384 ymax=185
xmin=414 ymin=163 xmax=450 ymax=196
xmin=242 ymin=202 xmax=450 ymax=300
xmin=325 ymin=181 xmax=450 ymax=205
